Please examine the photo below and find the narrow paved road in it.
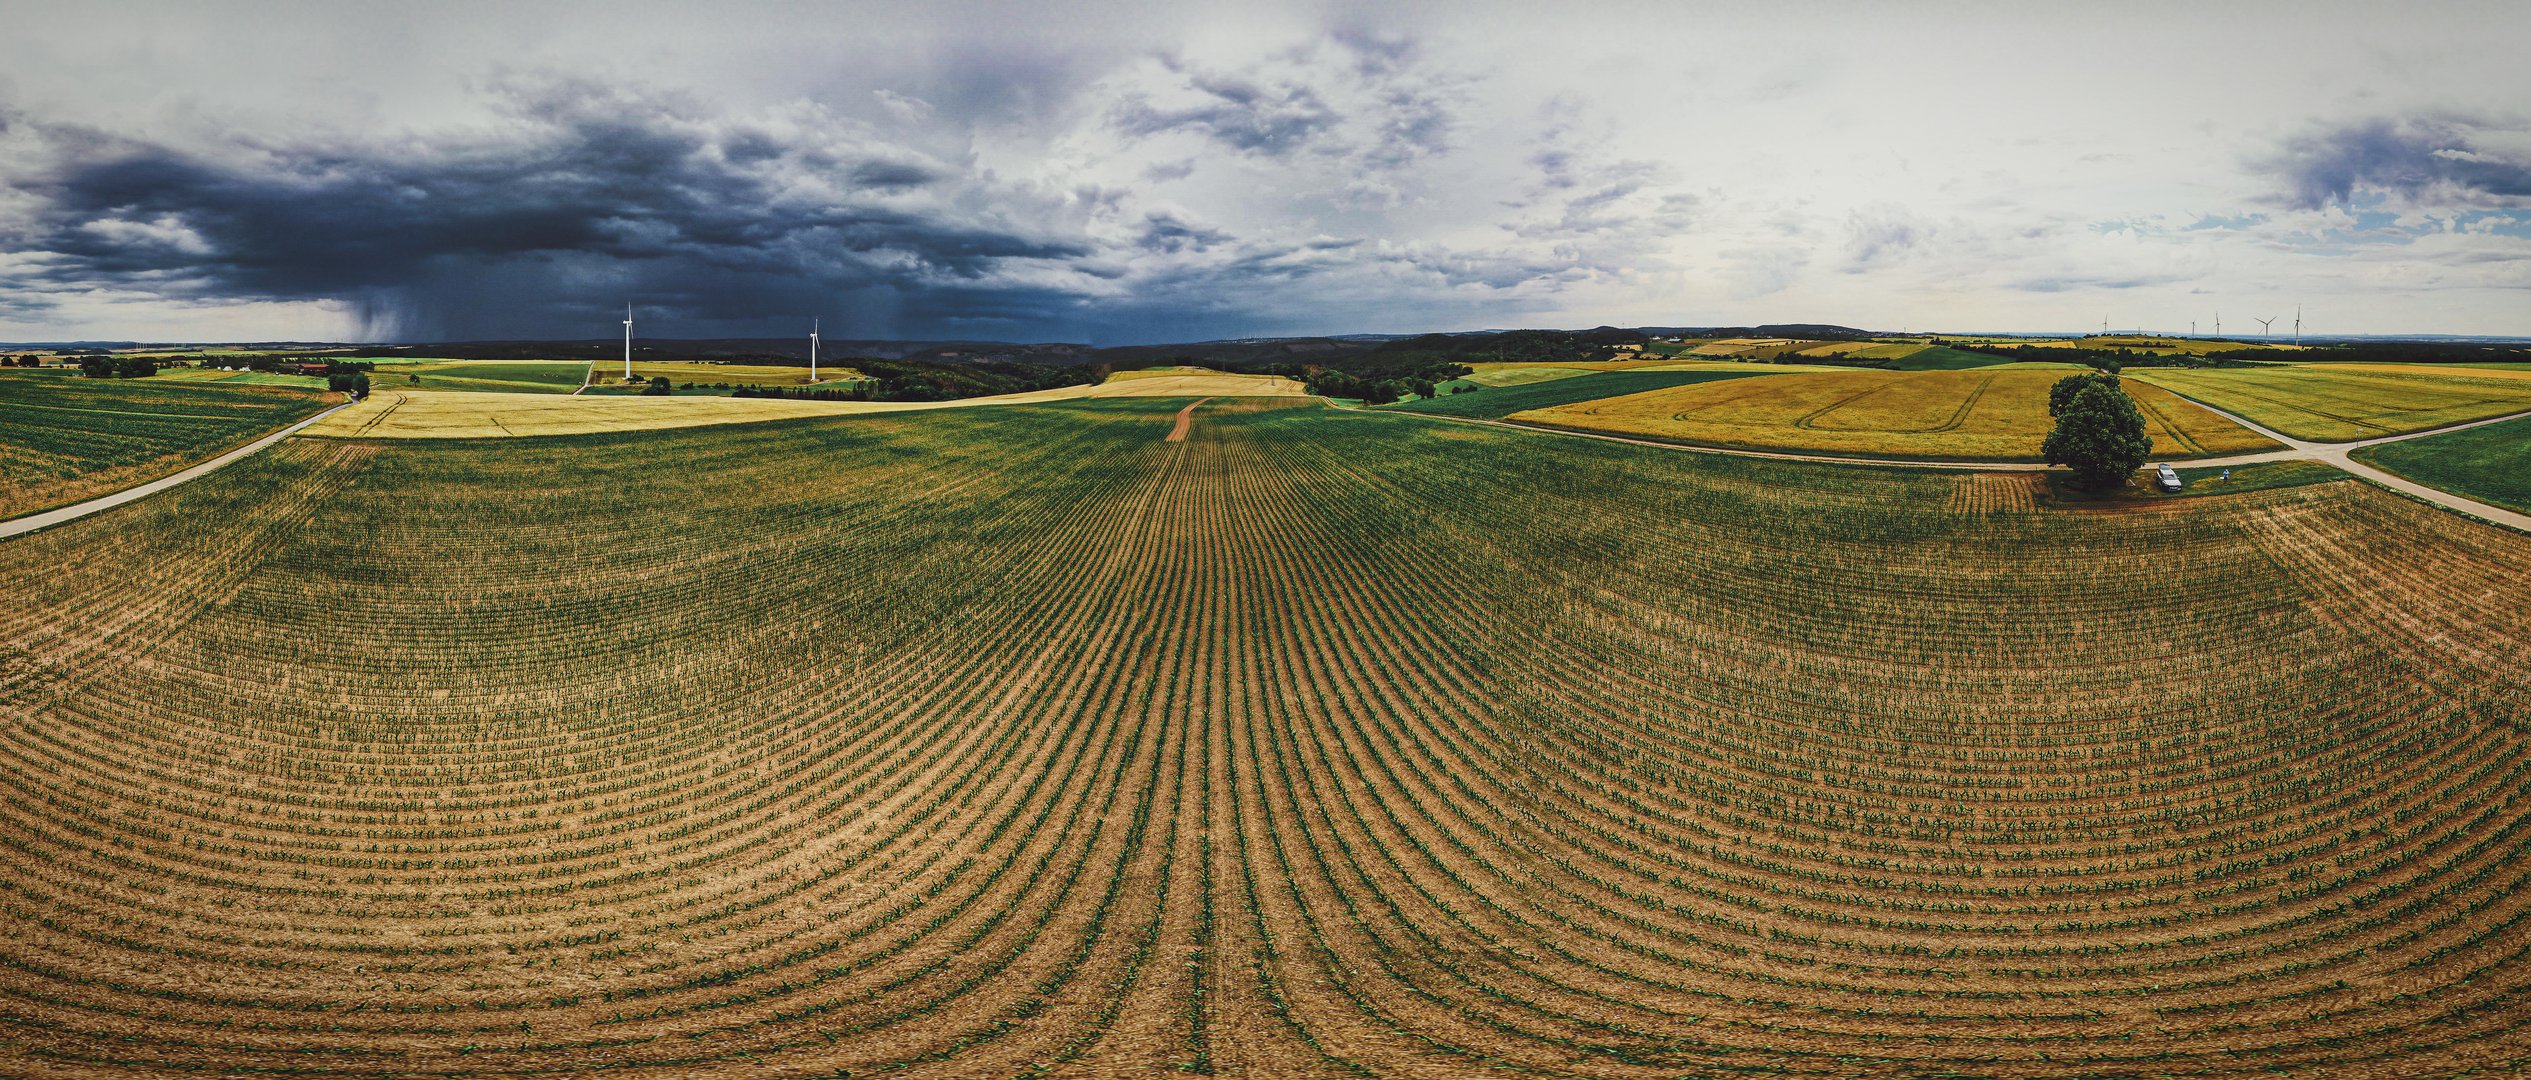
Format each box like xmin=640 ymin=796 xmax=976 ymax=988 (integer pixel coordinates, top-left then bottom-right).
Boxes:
xmin=1348 ymin=398 xmax=2531 ymax=533
xmin=0 ymin=401 xmax=353 ymax=541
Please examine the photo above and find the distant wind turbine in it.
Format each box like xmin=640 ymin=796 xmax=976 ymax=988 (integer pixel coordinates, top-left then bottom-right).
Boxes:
xmin=2293 ymin=305 xmax=2302 ymax=346
xmin=622 ymin=303 xmax=634 ymax=382
xmin=2256 ymin=316 xmax=2277 ymax=341
xmin=809 ymin=318 xmax=820 ymax=382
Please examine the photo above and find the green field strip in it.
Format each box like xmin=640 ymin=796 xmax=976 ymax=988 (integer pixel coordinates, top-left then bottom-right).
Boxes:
xmin=2354 ymin=413 xmax=2531 ymax=516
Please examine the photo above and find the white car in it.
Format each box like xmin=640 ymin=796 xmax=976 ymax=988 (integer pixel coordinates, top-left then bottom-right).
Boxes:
xmin=2155 ymin=463 xmax=2183 ymax=493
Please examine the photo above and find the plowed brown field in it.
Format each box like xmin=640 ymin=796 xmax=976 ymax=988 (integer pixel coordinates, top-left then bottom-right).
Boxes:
xmin=1 ymin=397 xmax=2526 ymax=1077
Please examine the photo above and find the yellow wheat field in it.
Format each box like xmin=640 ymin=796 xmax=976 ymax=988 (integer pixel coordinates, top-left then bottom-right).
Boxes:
xmin=2131 ymin=363 xmax=2531 ymax=441
xmin=1514 ymin=369 xmax=2279 ymax=460
xmin=307 ymin=373 xmax=1307 ymax=439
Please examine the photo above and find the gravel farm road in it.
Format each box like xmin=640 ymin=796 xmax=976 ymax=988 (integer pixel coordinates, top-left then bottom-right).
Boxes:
xmin=0 ymin=401 xmax=353 ymax=541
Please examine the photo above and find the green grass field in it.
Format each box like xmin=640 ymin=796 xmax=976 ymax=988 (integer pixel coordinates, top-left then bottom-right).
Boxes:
xmin=1387 ymin=368 xmax=1772 ymax=419
xmin=0 ymin=370 xmax=329 ymax=520
xmin=1880 ymin=345 xmax=2016 ymax=370
xmin=3 ymin=400 xmax=2527 ymax=1075
xmin=2168 ymin=458 xmax=2350 ymax=497
xmin=2132 ymin=363 xmax=2531 ymax=440
xmin=152 ymin=367 xmax=333 ymax=389
xmin=365 ymin=358 xmax=591 ymax=394
xmin=2354 ymin=413 xmax=2531 ymax=515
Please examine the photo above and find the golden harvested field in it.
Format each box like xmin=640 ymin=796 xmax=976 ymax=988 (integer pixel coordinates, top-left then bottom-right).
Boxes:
xmin=1461 ymin=363 xmax=1604 ymax=387
xmin=1790 ymin=341 xmax=1928 ymax=362
xmin=1515 ymin=368 xmax=2280 ymax=460
xmin=1635 ymin=359 xmax=1814 ymax=375
xmin=2368 ymin=361 xmax=2531 ymax=379
xmin=305 ymin=372 xmax=1306 ymax=438
xmin=4 ymin=400 xmax=2530 ymax=1077
xmin=1686 ymin=339 xmax=1825 ymax=360
xmin=1073 ymin=372 xmax=1306 ymax=397
xmin=1462 ymin=359 xmax=1684 ymax=384
xmin=1464 ymin=360 xmax=1794 ymax=388
xmin=1686 ymin=337 xmax=1794 ymax=356
xmin=2132 ymin=363 xmax=2531 ymax=441
xmin=1107 ymin=365 xmax=1235 ymax=380
xmin=366 ymin=359 xmax=592 ymax=394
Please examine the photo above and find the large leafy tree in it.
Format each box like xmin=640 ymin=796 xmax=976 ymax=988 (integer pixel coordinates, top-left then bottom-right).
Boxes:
xmin=2042 ymin=376 xmax=2152 ymax=490
xmin=2047 ymin=371 xmax=2122 ymax=417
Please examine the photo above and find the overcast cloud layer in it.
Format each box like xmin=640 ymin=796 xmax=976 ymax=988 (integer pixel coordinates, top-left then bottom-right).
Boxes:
xmin=4 ymin=0 xmax=2529 ymax=342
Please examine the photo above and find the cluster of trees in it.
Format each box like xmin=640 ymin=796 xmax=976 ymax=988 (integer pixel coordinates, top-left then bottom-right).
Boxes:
xmin=733 ymin=384 xmax=874 ymax=401
xmin=1301 ymin=370 xmax=1437 ymax=404
xmin=2290 ymin=341 xmax=2531 ymax=364
xmin=853 ymin=358 xmax=1095 ymax=401
xmin=78 ymin=355 xmax=161 ymax=378
xmin=2042 ymin=372 xmax=2152 ymax=489
xmin=328 ymin=372 xmax=372 ymax=396
xmin=6 ymin=355 xmax=41 ymax=367
xmin=239 ymin=355 xmax=372 ymax=374
xmin=726 ymin=358 xmax=1093 ymax=402
xmin=1227 ymin=328 xmax=1651 ymax=402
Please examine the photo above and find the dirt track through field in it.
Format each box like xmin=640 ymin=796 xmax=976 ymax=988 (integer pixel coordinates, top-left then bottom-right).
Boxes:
xmin=1165 ymin=397 xmax=1209 ymax=442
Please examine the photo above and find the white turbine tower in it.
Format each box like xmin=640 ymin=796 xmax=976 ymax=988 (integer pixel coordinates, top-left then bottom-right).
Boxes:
xmin=622 ymin=302 xmax=634 ymax=382
xmin=809 ymin=318 xmax=820 ymax=383
xmin=2293 ymin=305 xmax=2302 ymax=346
xmin=2214 ymin=312 xmax=2221 ymax=338
xmin=2256 ymin=316 xmax=2277 ymax=341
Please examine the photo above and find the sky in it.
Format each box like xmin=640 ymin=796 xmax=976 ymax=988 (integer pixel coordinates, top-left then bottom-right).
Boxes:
xmin=3 ymin=0 xmax=2529 ymax=344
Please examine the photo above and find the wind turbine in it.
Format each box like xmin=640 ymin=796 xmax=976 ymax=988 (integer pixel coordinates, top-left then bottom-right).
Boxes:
xmin=2293 ymin=305 xmax=2302 ymax=346
xmin=2256 ymin=316 xmax=2277 ymax=341
xmin=622 ymin=302 xmax=634 ymax=382
xmin=2214 ymin=312 xmax=2221 ymax=338
xmin=809 ymin=318 xmax=820 ymax=382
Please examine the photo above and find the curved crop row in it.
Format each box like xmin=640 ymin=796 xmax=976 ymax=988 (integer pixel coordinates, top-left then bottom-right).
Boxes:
xmin=0 ymin=397 xmax=2524 ymax=1076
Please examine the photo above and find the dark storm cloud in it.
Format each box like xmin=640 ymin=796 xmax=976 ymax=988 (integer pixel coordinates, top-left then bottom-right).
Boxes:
xmin=1137 ymin=212 xmax=1229 ymax=254
xmin=0 ymin=84 xmax=1098 ymax=339
xmin=2012 ymin=271 xmax=2192 ymax=293
xmin=1843 ymin=208 xmax=1924 ymax=272
xmin=1111 ymin=66 xmax=1342 ymax=157
xmin=0 ymin=23 xmax=1659 ymax=344
xmin=1106 ymin=38 xmax=1456 ymax=170
xmin=2263 ymin=114 xmax=2531 ymax=211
